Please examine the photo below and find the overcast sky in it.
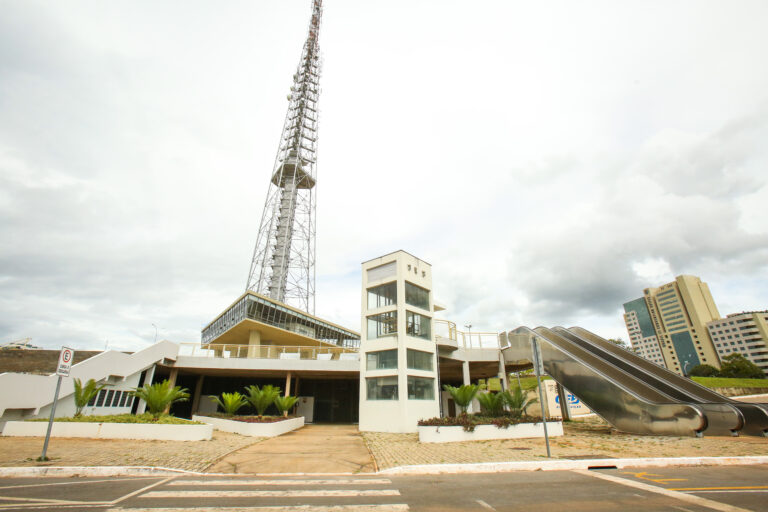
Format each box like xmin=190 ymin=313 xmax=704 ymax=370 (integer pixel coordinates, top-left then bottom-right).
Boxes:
xmin=2 ymin=0 xmax=767 ymax=351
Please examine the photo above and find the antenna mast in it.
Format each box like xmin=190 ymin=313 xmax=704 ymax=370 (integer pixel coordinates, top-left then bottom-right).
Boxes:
xmin=246 ymin=0 xmax=322 ymax=314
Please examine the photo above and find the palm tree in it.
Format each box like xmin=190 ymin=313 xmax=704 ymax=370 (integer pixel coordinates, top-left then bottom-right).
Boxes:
xmin=442 ymin=384 xmax=479 ymax=415
xmin=476 ymin=391 xmax=505 ymax=417
xmin=274 ymin=395 xmax=299 ymax=417
xmin=502 ymin=386 xmax=537 ymax=418
xmin=130 ymin=380 xmax=189 ymax=419
xmin=244 ymin=384 xmax=281 ymax=416
xmin=73 ymin=378 xmax=106 ymax=417
xmin=210 ymin=392 xmax=248 ymax=416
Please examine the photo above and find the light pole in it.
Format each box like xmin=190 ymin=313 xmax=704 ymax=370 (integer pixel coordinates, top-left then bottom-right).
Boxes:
xmin=464 ymin=323 xmax=472 ymax=348
xmin=152 ymin=323 xmax=158 ymax=344
xmin=683 ymin=360 xmax=690 ymax=377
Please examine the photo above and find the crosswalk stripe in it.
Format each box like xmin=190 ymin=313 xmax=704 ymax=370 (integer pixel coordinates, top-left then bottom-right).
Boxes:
xmin=108 ymin=506 xmax=409 ymax=512
xmin=140 ymin=490 xmax=401 ymax=498
xmin=168 ymin=479 xmax=392 ymax=487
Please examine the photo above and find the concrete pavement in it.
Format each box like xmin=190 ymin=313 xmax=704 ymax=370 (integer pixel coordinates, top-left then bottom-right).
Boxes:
xmin=207 ymin=424 xmax=376 ymax=474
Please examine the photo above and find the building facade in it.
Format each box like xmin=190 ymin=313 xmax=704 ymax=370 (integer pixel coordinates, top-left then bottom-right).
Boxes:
xmin=623 ymin=275 xmax=722 ymax=375
xmin=358 ymin=251 xmax=440 ymax=432
xmin=707 ymin=311 xmax=768 ymax=374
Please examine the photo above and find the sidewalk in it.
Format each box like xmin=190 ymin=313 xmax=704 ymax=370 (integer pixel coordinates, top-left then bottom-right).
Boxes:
xmin=206 ymin=424 xmax=376 ymax=474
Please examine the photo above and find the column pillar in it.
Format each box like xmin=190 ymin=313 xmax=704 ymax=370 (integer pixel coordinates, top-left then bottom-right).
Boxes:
xmin=556 ymin=383 xmax=571 ymax=421
xmin=294 ymin=376 xmax=300 ymax=396
xmin=248 ymin=329 xmax=262 ymax=358
xmin=462 ymin=360 xmax=472 ymax=413
xmin=285 ymin=372 xmax=292 ymax=397
xmin=190 ymin=375 xmax=205 ymax=415
xmin=163 ymin=368 xmax=179 ymax=414
xmin=498 ymin=354 xmax=508 ymax=391
xmin=135 ymin=365 xmax=156 ymax=415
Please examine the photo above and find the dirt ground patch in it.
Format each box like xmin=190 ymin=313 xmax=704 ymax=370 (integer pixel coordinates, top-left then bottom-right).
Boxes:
xmin=0 ymin=431 xmax=262 ymax=472
xmin=362 ymin=419 xmax=768 ymax=470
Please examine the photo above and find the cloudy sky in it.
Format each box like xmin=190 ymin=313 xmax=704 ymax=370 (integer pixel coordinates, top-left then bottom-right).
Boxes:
xmin=2 ymin=0 xmax=767 ymax=351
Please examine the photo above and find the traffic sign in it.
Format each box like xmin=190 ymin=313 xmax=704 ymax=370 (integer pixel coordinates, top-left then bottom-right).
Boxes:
xmin=56 ymin=347 xmax=74 ymax=377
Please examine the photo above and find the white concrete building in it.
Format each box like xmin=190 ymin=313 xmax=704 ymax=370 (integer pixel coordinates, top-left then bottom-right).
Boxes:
xmin=358 ymin=251 xmax=440 ymax=432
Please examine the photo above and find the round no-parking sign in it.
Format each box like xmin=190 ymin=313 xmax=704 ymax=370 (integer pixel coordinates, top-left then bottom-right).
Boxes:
xmin=57 ymin=347 xmax=75 ymax=376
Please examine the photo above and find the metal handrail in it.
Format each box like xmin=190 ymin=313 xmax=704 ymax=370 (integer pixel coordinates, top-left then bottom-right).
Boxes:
xmin=434 ymin=319 xmax=500 ymax=349
xmin=177 ymin=343 xmax=359 ymax=360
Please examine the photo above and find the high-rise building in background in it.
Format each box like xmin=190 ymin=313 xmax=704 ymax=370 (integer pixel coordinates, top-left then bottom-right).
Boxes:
xmin=707 ymin=311 xmax=768 ymax=374
xmin=623 ymin=275 xmax=722 ymax=375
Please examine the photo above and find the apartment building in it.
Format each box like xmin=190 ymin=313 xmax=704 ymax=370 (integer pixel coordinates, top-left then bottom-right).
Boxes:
xmin=707 ymin=311 xmax=768 ymax=374
xmin=623 ymin=275 xmax=721 ymax=375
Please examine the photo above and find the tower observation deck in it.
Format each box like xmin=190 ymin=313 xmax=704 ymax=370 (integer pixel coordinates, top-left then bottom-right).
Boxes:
xmin=246 ymin=0 xmax=323 ymax=315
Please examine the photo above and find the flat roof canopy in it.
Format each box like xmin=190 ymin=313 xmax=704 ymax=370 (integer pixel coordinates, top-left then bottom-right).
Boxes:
xmin=202 ymin=291 xmax=360 ymax=349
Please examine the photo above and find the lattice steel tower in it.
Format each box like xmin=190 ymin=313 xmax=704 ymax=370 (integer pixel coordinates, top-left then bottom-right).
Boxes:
xmin=246 ymin=0 xmax=322 ymax=314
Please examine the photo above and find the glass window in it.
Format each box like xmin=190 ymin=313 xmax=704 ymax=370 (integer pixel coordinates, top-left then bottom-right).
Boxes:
xmin=367 ymin=349 xmax=398 ymax=370
xmin=367 ymin=282 xmax=397 ymax=309
xmin=367 ymin=376 xmax=398 ymax=400
xmin=407 ymin=349 xmax=433 ymax=371
xmin=408 ymin=376 xmax=434 ymax=400
xmin=405 ymin=282 xmax=430 ymax=310
xmin=367 ymin=311 xmax=397 ymax=339
xmin=406 ymin=310 xmax=431 ymax=340
xmin=95 ymin=389 xmax=107 ymax=407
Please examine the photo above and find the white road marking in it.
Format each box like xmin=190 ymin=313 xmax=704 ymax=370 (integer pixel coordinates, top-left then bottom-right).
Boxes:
xmin=168 ymin=479 xmax=392 ymax=486
xmin=110 ymin=476 xmax=177 ymax=505
xmin=476 ymin=499 xmax=497 ymax=511
xmin=575 ymin=470 xmax=754 ymax=512
xmin=107 ymin=506 xmax=409 ymax=512
xmin=140 ymin=489 xmax=400 ymax=498
xmin=0 ymin=477 xmax=158 ymax=491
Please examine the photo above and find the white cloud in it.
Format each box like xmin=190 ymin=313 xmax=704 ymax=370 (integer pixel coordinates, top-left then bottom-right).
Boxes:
xmin=1 ymin=0 xmax=768 ymax=348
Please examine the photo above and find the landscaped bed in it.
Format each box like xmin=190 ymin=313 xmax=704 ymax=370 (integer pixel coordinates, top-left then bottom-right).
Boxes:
xmin=27 ymin=413 xmax=202 ymax=424
xmin=418 ymin=414 xmax=562 ymax=443
xmin=193 ymin=414 xmax=304 ymax=437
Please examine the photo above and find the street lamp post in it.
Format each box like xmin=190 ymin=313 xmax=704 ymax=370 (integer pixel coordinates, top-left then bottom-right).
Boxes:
xmin=152 ymin=323 xmax=158 ymax=344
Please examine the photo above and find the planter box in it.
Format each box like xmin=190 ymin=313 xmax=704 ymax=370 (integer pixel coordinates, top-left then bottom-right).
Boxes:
xmin=418 ymin=421 xmax=563 ymax=443
xmin=1 ymin=421 xmax=212 ymax=441
xmin=193 ymin=415 xmax=304 ymax=437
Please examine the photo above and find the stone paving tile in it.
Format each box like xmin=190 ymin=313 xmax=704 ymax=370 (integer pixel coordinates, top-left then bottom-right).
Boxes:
xmin=362 ymin=422 xmax=768 ymax=470
xmin=0 ymin=431 xmax=263 ymax=472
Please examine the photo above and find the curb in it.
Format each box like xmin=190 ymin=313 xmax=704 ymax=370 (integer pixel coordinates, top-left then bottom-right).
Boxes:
xmin=378 ymin=456 xmax=768 ymax=475
xmin=1 ymin=456 xmax=767 ymax=478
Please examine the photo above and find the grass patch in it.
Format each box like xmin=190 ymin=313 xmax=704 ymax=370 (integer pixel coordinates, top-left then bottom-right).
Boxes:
xmin=511 ymin=376 xmax=551 ymax=391
xmin=29 ymin=413 xmax=202 ymax=425
xmin=691 ymin=376 xmax=768 ymax=389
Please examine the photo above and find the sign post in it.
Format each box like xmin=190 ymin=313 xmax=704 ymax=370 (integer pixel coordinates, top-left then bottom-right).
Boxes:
xmin=39 ymin=347 xmax=74 ymax=461
xmin=531 ymin=337 xmax=551 ymax=458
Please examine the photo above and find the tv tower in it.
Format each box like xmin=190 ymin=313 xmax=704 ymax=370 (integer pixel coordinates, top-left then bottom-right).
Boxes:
xmin=246 ymin=0 xmax=322 ymax=315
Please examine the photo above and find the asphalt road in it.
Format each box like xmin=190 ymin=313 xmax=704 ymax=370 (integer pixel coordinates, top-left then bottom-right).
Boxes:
xmin=0 ymin=464 xmax=766 ymax=511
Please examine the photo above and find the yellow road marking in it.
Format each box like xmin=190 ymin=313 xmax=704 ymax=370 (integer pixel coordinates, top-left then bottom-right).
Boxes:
xmin=621 ymin=471 xmax=687 ymax=484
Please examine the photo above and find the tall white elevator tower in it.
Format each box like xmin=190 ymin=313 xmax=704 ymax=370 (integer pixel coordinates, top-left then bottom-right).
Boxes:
xmin=246 ymin=0 xmax=322 ymax=314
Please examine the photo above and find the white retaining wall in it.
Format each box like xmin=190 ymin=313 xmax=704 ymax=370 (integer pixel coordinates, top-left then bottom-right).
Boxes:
xmin=193 ymin=415 xmax=304 ymax=437
xmin=2 ymin=420 xmax=212 ymax=441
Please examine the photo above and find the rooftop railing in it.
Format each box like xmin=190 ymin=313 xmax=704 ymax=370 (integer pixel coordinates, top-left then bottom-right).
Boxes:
xmin=434 ymin=319 xmax=500 ymax=349
xmin=177 ymin=343 xmax=359 ymax=361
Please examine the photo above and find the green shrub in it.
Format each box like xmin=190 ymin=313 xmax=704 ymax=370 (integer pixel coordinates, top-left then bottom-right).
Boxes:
xmin=476 ymin=392 xmax=505 ymax=417
xmin=689 ymin=364 xmax=720 ymax=377
xmin=210 ymin=392 xmax=248 ymax=416
xmin=718 ymin=353 xmax=765 ymax=379
xmin=73 ymin=378 xmax=106 ymax=417
xmin=130 ymin=380 xmax=189 ymax=419
xmin=502 ymin=386 xmax=537 ymax=418
xmin=245 ymin=385 xmax=281 ymax=416
xmin=274 ymin=395 xmax=299 ymax=417
xmin=442 ymin=384 xmax=479 ymax=414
